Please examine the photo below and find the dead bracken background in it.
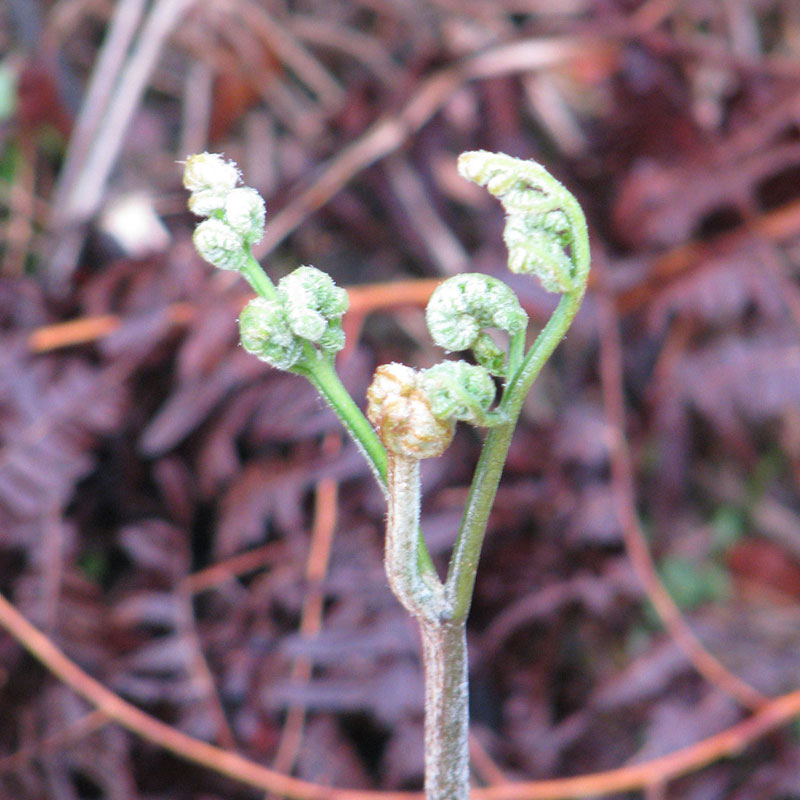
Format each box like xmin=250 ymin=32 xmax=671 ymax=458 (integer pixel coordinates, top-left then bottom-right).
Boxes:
xmin=2 ymin=1 xmax=800 ymax=798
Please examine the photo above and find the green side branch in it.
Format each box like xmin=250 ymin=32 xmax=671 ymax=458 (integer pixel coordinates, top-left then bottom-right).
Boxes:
xmin=444 ymin=289 xmax=586 ymax=622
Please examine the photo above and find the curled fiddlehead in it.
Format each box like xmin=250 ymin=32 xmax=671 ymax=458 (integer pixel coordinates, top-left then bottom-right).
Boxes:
xmin=192 ymin=217 xmax=250 ymax=272
xmin=457 ymin=150 xmax=590 ymax=294
xmin=421 ymin=361 xmax=498 ymax=426
xmin=184 ymin=152 xmax=266 ymax=267
xmin=238 ymin=265 xmax=349 ymax=372
xmin=425 ymin=273 xmax=527 ymax=376
xmin=367 ymin=363 xmax=455 ymax=460
xmin=277 ymin=266 xmax=349 ymax=356
xmin=238 ymin=297 xmax=305 ymax=371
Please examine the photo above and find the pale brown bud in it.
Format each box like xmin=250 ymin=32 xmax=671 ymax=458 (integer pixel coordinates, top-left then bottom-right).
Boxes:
xmin=366 ymin=364 xmax=454 ymax=459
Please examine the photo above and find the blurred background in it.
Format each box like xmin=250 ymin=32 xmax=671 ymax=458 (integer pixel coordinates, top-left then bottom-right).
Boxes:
xmin=2 ymin=1 xmax=800 ymax=798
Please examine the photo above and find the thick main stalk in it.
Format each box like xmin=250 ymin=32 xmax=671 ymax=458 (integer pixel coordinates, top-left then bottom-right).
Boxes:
xmin=420 ymin=619 xmax=469 ymax=800
xmin=385 ymin=455 xmax=468 ymax=800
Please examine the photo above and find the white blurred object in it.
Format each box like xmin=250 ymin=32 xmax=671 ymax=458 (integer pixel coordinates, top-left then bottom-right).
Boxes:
xmin=98 ymin=192 xmax=171 ymax=257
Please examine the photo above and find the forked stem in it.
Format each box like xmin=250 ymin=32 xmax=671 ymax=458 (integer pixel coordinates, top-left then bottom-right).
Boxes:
xmin=445 ymin=289 xmax=585 ymax=622
xmin=384 ymin=453 xmax=468 ymax=800
xmin=384 ymin=455 xmax=447 ymax=620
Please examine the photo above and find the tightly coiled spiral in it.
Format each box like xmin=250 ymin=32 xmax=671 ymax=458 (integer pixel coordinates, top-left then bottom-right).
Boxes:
xmin=425 ymin=273 xmax=527 ymax=376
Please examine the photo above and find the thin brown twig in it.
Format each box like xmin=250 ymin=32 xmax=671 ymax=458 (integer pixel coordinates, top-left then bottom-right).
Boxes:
xmin=178 ymin=584 xmax=237 ymax=748
xmin=26 ymin=282 xmax=441 ymax=354
xmin=181 ymin=541 xmax=287 ymax=595
xmin=234 ymin=0 xmax=345 ymax=110
xmin=38 ymin=502 xmax=65 ymax=634
xmin=384 ymin=154 xmax=470 ymax=275
xmin=269 ymin=435 xmax=341 ymax=785
xmin=56 ymin=0 xmax=199 ymax=228
xmin=49 ymin=0 xmax=148 ymax=219
xmin=27 ymin=302 xmax=196 ymax=352
xmin=468 ymin=732 xmax=510 ymax=787
xmin=1 ymin=588 xmax=799 ymax=799
xmin=0 ymin=709 xmax=108 ymax=775
xmin=286 ymin=14 xmax=399 ymax=85
xmin=178 ymin=57 xmax=215 ymax=157
xmin=593 ymin=261 xmax=768 ymax=711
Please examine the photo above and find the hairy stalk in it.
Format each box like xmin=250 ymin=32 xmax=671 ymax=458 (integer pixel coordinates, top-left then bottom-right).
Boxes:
xmin=444 ymin=148 xmax=591 ymax=623
xmin=369 ymin=364 xmax=471 ymax=800
xmin=307 ymin=357 xmax=438 ymax=576
xmin=385 ymin=453 xmax=467 ymax=800
xmin=420 ymin=619 xmax=469 ymax=800
xmin=302 ymin=356 xmax=388 ymax=492
xmin=242 ymin=245 xmax=446 ymax=578
xmin=384 ymin=455 xmax=447 ymax=621
xmin=240 ymin=250 xmax=280 ymax=301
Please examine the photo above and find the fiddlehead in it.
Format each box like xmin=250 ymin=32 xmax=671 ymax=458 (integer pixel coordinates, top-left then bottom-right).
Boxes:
xmin=184 ymin=153 xmax=393 ymax=496
xmin=238 ymin=265 xmax=349 ymax=372
xmin=192 ymin=217 xmax=250 ymax=272
xmin=184 ymin=152 xmax=266 ymax=268
xmin=425 ymin=273 xmax=527 ymax=376
xmin=366 ymin=363 xmax=455 ymax=460
xmin=421 ymin=361 xmax=499 ymax=426
xmin=223 ymin=187 xmax=267 ymax=244
xmin=277 ymin=266 xmax=349 ymax=356
xmin=238 ymin=297 xmax=305 ymax=371
xmin=183 ymin=152 xmax=240 ymax=196
xmin=366 ymin=364 xmax=452 ymax=621
xmin=184 ymin=149 xmax=592 ymax=800
xmin=457 ymin=150 xmax=590 ymax=294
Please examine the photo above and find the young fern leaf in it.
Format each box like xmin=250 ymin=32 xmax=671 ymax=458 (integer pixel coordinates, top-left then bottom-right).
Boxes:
xmin=224 ymin=187 xmax=266 ymax=244
xmin=238 ymin=297 xmax=305 ymax=371
xmin=184 ymin=153 xmax=392 ymax=493
xmin=238 ymin=265 xmax=349 ymax=373
xmin=421 ymin=361 xmax=499 ymax=426
xmin=184 ymin=153 xmax=266 ymax=271
xmin=277 ymin=266 xmax=349 ymax=355
xmin=425 ymin=273 xmax=527 ymax=376
xmin=183 ymin=152 xmax=240 ymax=195
xmin=192 ymin=217 xmax=250 ymax=272
xmin=458 ymin=150 xmax=588 ymax=293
